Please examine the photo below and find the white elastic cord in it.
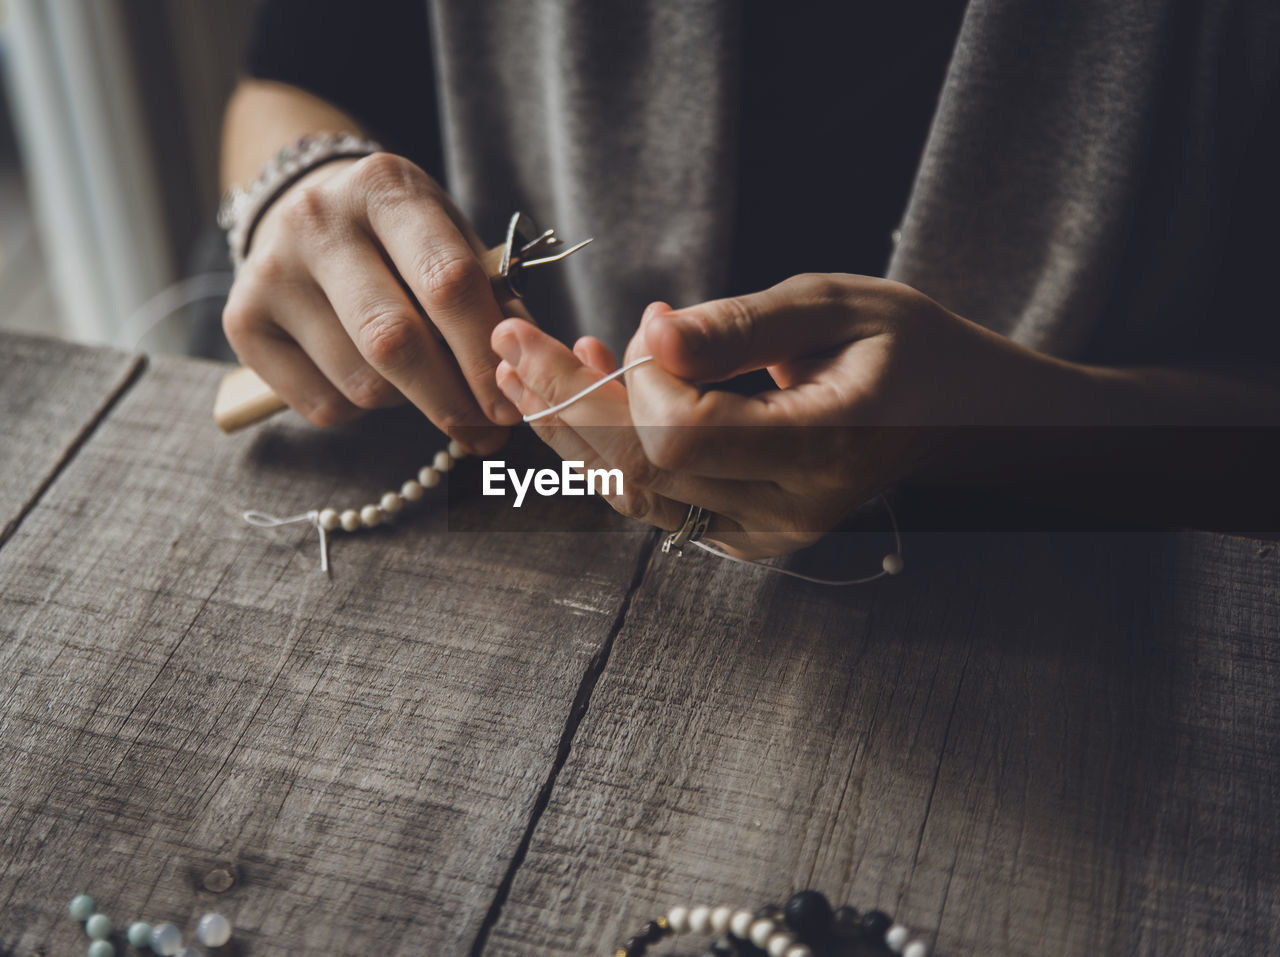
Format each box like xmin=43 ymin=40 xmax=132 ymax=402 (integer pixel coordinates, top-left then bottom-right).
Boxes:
xmin=243 ymin=509 xmax=329 ymax=572
xmin=523 ymin=355 xmax=654 ymax=422
xmin=690 ymin=495 xmax=904 ymax=586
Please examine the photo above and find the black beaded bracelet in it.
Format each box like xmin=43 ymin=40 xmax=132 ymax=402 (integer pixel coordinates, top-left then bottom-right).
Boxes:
xmin=613 ymin=890 xmax=929 ymax=957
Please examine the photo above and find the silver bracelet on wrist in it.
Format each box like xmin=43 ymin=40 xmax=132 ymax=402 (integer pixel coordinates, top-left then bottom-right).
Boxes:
xmin=218 ymin=131 xmax=383 ymax=271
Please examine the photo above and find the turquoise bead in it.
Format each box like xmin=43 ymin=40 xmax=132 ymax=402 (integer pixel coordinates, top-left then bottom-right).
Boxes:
xmin=127 ymin=922 xmax=153 ymax=947
xmin=69 ymin=895 xmax=96 ymax=921
xmin=86 ymin=913 xmax=113 ymax=939
xmin=88 ymin=941 xmax=115 ymax=957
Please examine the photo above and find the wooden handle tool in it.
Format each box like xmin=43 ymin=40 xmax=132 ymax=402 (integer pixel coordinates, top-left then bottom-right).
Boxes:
xmin=213 ymin=211 xmax=591 ymax=433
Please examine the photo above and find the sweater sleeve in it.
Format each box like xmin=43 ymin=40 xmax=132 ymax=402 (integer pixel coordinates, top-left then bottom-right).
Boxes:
xmin=244 ymin=0 xmax=445 ymax=181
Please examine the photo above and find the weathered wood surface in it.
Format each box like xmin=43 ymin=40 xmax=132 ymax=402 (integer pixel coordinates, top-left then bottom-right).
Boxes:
xmin=0 ymin=337 xmax=653 ymax=956
xmin=0 ymin=332 xmax=142 ymax=546
xmin=1 ymin=332 xmax=1278 ymax=957
xmin=488 ymin=531 xmax=1280 ymax=956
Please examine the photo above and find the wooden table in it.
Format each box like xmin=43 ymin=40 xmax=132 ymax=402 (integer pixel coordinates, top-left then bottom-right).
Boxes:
xmin=1 ymin=331 xmax=1277 ymax=957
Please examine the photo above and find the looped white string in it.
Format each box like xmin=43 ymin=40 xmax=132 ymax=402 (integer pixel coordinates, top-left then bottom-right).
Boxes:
xmin=243 ymin=509 xmax=329 ymax=572
xmin=522 ymin=355 xmax=654 ymax=422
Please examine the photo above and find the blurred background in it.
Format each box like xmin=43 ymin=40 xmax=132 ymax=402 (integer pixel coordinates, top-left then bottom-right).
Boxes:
xmin=0 ymin=0 xmax=255 ymax=354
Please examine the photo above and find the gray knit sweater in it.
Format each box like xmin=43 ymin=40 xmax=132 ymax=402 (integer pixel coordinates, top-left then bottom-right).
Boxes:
xmin=427 ymin=1 xmax=1280 ymax=364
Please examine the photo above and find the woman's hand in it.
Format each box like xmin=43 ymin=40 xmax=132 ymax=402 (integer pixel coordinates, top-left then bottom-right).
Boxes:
xmin=222 ymin=151 xmax=520 ymax=453
xmin=491 ymin=273 xmax=1095 ymax=558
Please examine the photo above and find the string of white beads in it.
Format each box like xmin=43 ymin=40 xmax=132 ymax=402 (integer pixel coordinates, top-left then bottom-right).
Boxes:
xmin=314 ymin=439 xmax=464 ymax=534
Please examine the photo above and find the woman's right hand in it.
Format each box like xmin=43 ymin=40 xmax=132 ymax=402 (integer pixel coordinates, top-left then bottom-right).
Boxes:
xmin=221 ymin=151 xmax=520 ymax=453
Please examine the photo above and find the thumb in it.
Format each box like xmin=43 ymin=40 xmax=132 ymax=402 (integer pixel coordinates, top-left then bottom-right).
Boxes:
xmin=644 ymin=278 xmax=855 ymax=382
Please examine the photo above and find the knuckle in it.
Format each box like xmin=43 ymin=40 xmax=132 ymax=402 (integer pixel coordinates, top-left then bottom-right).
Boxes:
xmin=782 ymin=272 xmax=845 ymax=304
xmin=341 ymin=371 xmax=399 ymax=410
xmin=244 ymin=249 xmax=290 ymax=286
xmin=279 ymin=183 xmax=330 ymax=230
xmin=356 ymin=309 xmax=420 ymax=370
xmin=352 ymin=151 xmax=417 ymax=194
xmin=415 ymin=248 xmax=484 ymax=307
xmin=220 ymin=299 xmax=259 ymax=347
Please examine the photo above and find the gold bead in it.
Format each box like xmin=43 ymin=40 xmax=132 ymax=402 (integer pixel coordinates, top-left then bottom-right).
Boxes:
xmin=657 ymin=917 xmax=670 ymax=930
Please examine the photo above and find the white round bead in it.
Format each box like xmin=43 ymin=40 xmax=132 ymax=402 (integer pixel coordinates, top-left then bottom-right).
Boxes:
xmin=750 ymin=919 xmax=776 ymax=948
xmin=318 ymin=508 xmax=340 ymax=531
xmin=380 ymin=491 xmax=403 ymax=515
xmin=886 ymin=924 xmax=910 ymax=952
xmin=903 ymin=942 xmax=928 ymax=957
xmin=785 ymin=946 xmax=812 ymax=957
xmin=710 ymin=906 xmax=732 ymax=934
xmin=729 ymin=910 xmax=754 ymax=939
xmin=882 ymin=553 xmax=905 ymax=575
xmin=447 ymin=438 xmax=467 ymax=460
xmin=360 ymin=505 xmax=382 ymax=527
xmin=667 ymin=906 xmax=689 ymax=934
xmin=768 ymin=932 xmax=795 ymax=957
xmin=339 ymin=509 xmax=361 ymax=532
xmin=434 ymin=449 xmax=453 ymax=472
xmin=401 ymin=479 xmax=425 ymax=502
xmin=196 ymin=913 xmax=232 ymax=947
xmin=688 ymin=906 xmax=711 ymax=935
xmin=418 ymin=466 xmax=440 ymax=488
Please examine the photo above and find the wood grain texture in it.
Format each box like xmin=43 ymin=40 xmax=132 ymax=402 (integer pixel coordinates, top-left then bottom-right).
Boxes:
xmin=0 ymin=332 xmax=142 ymax=546
xmin=487 ymin=530 xmax=1280 ymax=956
xmin=0 ymin=345 xmax=654 ymax=956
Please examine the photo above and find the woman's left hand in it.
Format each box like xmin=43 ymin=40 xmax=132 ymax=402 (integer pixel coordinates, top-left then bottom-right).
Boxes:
xmin=490 ymin=272 xmax=1092 ymax=558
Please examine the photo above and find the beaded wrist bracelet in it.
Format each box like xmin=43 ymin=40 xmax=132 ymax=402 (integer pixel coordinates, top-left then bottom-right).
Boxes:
xmin=218 ymin=131 xmax=383 ymax=271
xmin=614 ymin=890 xmax=929 ymax=957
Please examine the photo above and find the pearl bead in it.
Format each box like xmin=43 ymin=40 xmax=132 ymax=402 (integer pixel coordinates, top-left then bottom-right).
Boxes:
xmin=729 ymin=910 xmax=754 ymax=939
xmin=318 ymin=508 xmax=339 ymax=531
xmin=360 ymin=504 xmax=382 ymax=527
xmin=68 ymin=895 xmax=95 ymax=921
xmin=339 ymin=509 xmax=360 ymax=532
xmin=903 ymin=942 xmax=928 ymax=957
xmin=667 ymin=906 xmax=689 ymax=934
xmin=88 ymin=941 xmax=114 ymax=957
xmin=127 ymin=922 xmax=152 ymax=947
xmin=749 ymin=918 xmax=776 ymax=948
xmin=149 ymin=922 xmax=183 ymax=956
xmin=689 ymin=906 xmax=711 ymax=934
xmin=418 ymin=466 xmax=440 ymax=488
xmin=379 ymin=492 xmax=403 ymax=515
xmin=710 ymin=906 xmax=732 ymax=934
xmin=886 ymin=924 xmax=910 ymax=952
xmin=401 ymin=479 xmax=425 ymax=502
xmin=447 ymin=438 xmax=467 ymax=460
xmin=767 ymin=932 xmax=795 ymax=956
xmin=196 ymin=912 xmax=232 ymax=947
xmin=785 ymin=946 xmax=812 ymax=957
xmin=86 ymin=913 xmax=113 ymax=939
xmin=433 ymin=450 xmax=453 ymax=472
xmin=882 ymin=553 xmax=905 ymax=575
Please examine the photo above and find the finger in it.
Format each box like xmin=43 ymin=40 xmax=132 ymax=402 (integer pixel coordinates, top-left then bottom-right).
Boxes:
xmin=224 ymin=321 xmax=361 ymax=429
xmin=495 ymin=361 xmax=690 ymax=532
xmin=643 ymin=276 xmax=883 ymax=382
xmin=308 ymin=234 xmax=507 ymax=453
xmin=268 ymin=280 xmax=406 ymax=412
xmin=494 ymin=336 xmax=775 ymax=522
xmin=573 ymin=336 xmax=619 ymax=375
xmin=362 ymin=181 xmax=520 ymax=426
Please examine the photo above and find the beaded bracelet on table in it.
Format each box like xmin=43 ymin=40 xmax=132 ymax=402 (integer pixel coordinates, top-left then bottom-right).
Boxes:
xmin=615 ymin=890 xmax=929 ymax=957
